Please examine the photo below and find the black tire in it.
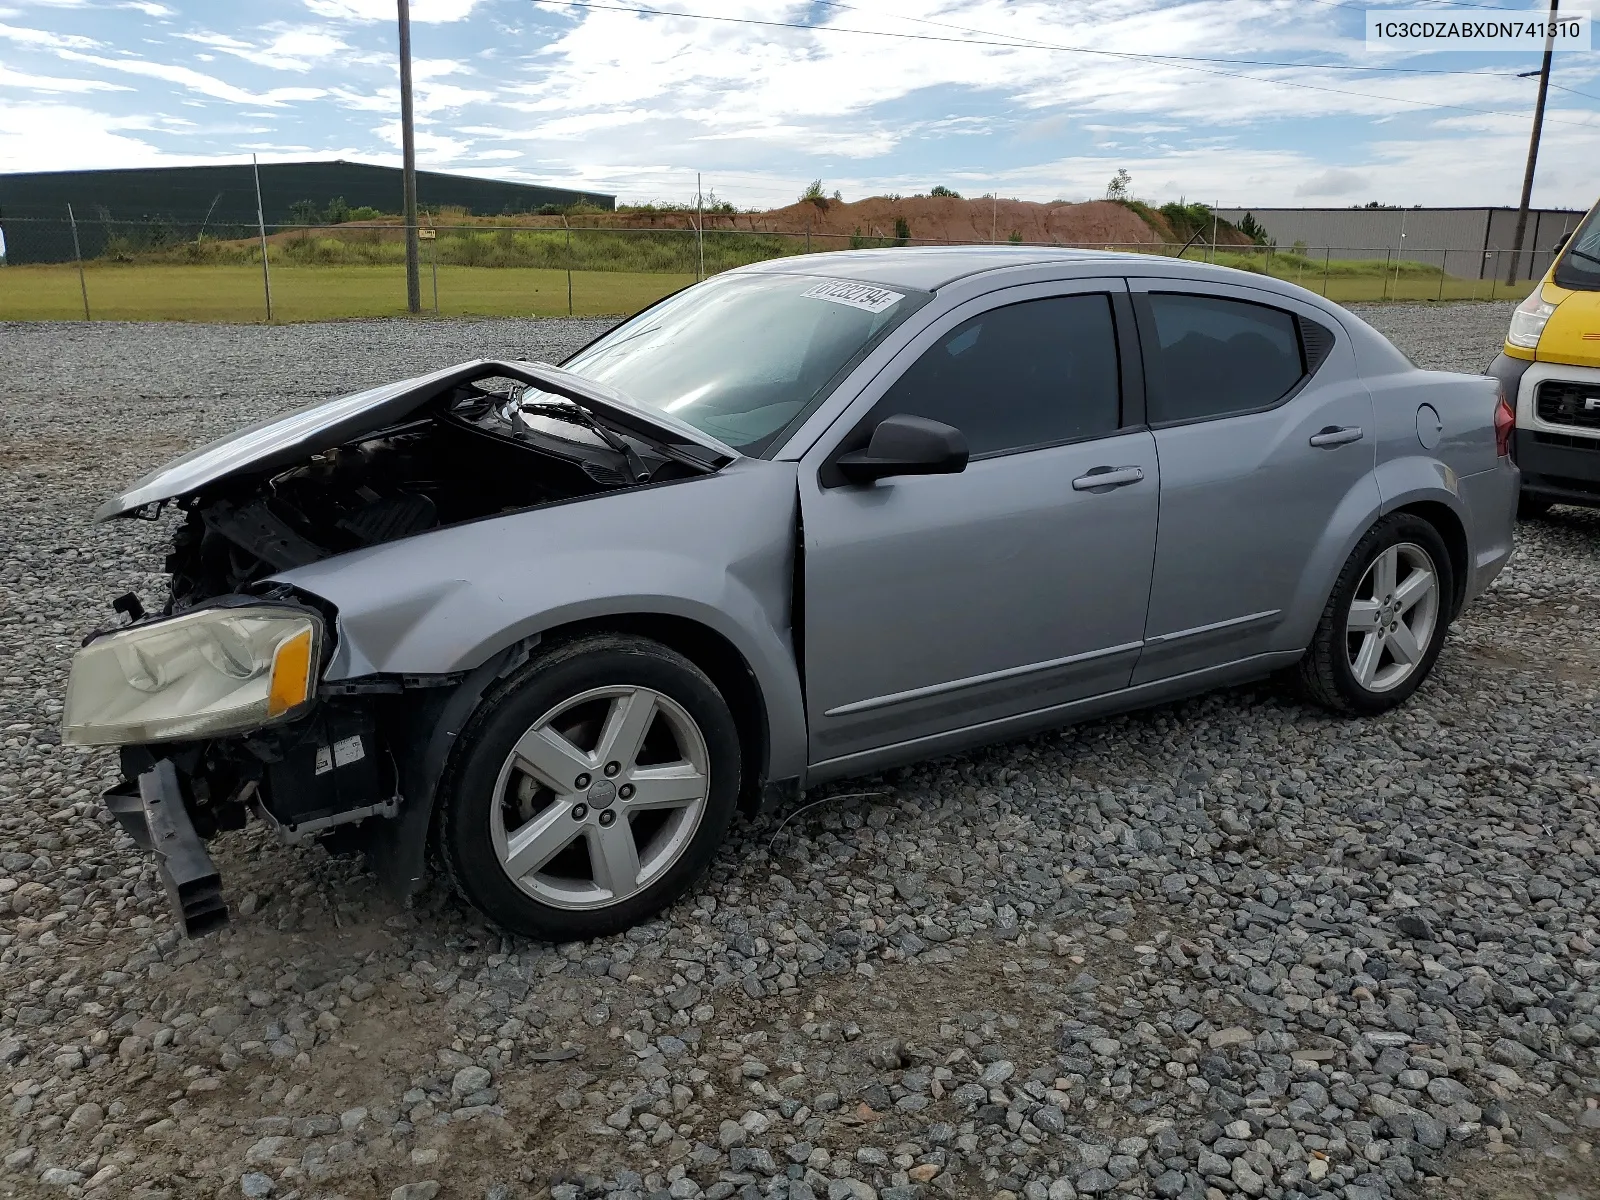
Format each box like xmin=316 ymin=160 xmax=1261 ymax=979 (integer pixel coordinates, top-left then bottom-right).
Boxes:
xmin=1297 ymin=513 xmax=1454 ymax=716
xmin=1518 ymin=493 xmax=1553 ymax=520
xmin=437 ymin=633 xmax=741 ymax=941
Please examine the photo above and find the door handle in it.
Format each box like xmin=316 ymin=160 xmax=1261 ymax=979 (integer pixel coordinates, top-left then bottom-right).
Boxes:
xmin=1309 ymin=425 xmax=1364 ymax=448
xmin=1072 ymin=465 xmax=1145 ymax=491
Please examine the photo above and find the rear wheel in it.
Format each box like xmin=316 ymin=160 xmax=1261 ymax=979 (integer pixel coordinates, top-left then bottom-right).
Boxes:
xmin=438 ymin=634 xmax=741 ymax=940
xmin=1297 ymin=514 xmax=1453 ymax=715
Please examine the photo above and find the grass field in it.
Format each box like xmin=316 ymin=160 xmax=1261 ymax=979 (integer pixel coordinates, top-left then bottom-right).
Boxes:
xmin=0 ymin=257 xmax=1535 ymax=323
xmin=0 ymin=264 xmax=696 ymax=322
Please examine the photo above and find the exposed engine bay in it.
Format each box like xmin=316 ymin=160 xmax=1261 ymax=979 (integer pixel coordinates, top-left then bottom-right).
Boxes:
xmin=86 ymin=362 xmax=728 ymax=931
xmin=162 ymin=374 xmax=705 ymax=611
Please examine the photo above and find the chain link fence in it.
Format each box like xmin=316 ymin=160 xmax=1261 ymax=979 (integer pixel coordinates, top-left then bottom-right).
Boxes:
xmin=0 ymin=214 xmax=1541 ymax=323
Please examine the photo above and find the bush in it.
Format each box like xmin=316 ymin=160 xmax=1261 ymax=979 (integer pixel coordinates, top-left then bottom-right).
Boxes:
xmin=894 ymin=216 xmax=910 ymax=246
xmin=930 ymin=185 xmax=961 ymax=199
xmin=1158 ymin=202 xmax=1214 ymax=241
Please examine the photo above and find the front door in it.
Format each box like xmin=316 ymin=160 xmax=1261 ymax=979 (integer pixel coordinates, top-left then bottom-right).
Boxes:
xmin=1128 ymin=282 xmax=1379 ymax=683
xmin=798 ymin=283 xmax=1160 ymax=769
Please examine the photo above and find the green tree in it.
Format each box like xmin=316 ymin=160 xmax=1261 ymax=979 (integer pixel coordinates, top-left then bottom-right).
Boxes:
xmin=1105 ymin=168 xmax=1132 ymax=201
xmin=287 ymin=199 xmax=322 ymax=226
xmin=894 ymin=216 xmax=911 ymax=245
xmin=930 ymin=184 xmax=961 ymax=199
xmin=1237 ymin=212 xmax=1269 ymax=245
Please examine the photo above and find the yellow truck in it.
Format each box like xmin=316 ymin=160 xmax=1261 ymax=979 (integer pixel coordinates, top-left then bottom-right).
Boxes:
xmin=1492 ymin=197 xmax=1600 ymax=515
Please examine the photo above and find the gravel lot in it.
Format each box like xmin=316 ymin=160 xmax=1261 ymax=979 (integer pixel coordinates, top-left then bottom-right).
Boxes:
xmin=1 ymin=304 xmax=1597 ymax=1200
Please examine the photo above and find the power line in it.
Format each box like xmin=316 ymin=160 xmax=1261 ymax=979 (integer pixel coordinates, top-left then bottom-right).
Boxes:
xmin=1549 ymin=79 xmax=1600 ymax=101
xmin=807 ymin=0 xmax=1541 ymax=72
xmin=539 ymin=0 xmax=1520 ymax=76
xmin=533 ymin=0 xmax=1600 ymax=128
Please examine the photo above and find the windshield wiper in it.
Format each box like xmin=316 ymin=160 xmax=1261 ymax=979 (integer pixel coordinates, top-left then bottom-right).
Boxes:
xmin=519 ymin=397 xmax=653 ymax=483
xmin=1566 ymin=246 xmax=1600 ymax=267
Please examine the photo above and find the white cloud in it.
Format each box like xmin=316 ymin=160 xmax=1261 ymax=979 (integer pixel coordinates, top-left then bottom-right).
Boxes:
xmin=0 ymin=19 xmax=98 ymax=48
xmin=302 ymin=0 xmax=482 ymax=22
xmin=0 ymin=100 xmax=178 ymax=171
xmin=55 ymin=49 xmax=328 ymax=105
xmin=0 ymin=61 xmax=129 ymax=91
xmin=177 ymin=27 xmax=349 ymax=72
xmin=1297 ymin=168 xmax=1370 ymax=198
xmin=415 ymin=80 xmax=495 ymax=113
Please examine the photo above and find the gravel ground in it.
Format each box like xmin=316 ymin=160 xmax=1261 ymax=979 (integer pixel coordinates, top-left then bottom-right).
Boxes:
xmin=1 ymin=303 xmax=1597 ymax=1200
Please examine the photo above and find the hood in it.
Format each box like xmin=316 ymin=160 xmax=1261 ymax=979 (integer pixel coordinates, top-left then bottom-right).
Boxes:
xmin=96 ymin=359 xmax=739 ymax=521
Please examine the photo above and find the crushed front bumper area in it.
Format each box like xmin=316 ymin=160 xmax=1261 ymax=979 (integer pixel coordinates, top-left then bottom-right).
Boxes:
xmin=100 ymin=704 xmax=409 ymax=937
xmin=104 ymin=760 xmax=228 ymax=937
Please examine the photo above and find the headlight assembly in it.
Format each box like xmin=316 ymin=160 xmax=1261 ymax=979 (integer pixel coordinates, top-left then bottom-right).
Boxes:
xmin=62 ymin=606 xmax=323 ymax=746
xmin=1507 ymin=292 xmax=1556 ymax=349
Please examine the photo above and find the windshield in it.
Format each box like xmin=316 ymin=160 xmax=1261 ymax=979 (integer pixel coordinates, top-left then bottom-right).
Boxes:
xmin=1553 ymin=202 xmax=1600 ymax=292
xmin=562 ymin=272 xmax=928 ymax=453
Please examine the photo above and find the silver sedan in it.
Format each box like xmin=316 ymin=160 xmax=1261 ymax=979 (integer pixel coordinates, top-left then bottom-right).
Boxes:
xmin=64 ymin=248 xmax=1519 ymax=939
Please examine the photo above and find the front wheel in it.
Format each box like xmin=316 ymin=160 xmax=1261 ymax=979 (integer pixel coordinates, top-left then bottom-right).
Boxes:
xmin=437 ymin=634 xmax=741 ymax=941
xmin=1297 ymin=514 xmax=1453 ymax=715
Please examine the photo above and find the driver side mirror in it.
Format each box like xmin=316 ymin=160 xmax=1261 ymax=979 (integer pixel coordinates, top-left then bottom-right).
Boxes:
xmin=835 ymin=414 xmax=969 ymax=484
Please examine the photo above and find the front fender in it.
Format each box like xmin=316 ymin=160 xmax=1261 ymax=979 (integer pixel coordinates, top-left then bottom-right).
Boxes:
xmin=272 ymin=459 xmax=807 ymax=786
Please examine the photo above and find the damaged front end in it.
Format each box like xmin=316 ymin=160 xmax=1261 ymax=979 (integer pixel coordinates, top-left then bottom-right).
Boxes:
xmin=67 ymin=360 xmax=731 ymax=935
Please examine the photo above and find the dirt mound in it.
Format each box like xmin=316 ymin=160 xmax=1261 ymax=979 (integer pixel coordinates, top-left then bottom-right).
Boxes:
xmin=760 ymin=196 xmax=1162 ymax=247
xmin=573 ymin=196 xmax=1165 ymax=247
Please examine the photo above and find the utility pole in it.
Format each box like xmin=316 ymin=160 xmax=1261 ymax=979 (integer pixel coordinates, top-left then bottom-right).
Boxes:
xmin=252 ymin=155 xmax=273 ymax=322
xmin=67 ymin=204 xmax=90 ymax=321
xmin=1506 ymin=0 xmax=1558 ymax=287
xmin=397 ymin=0 xmax=421 ymax=313
xmin=695 ymin=173 xmax=705 ymax=281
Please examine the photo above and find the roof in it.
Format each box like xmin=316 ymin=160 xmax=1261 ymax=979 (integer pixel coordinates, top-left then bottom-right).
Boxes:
xmin=739 ymin=245 xmax=1159 ymax=291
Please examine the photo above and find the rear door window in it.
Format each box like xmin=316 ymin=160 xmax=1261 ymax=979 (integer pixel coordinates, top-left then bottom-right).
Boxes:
xmin=1140 ymin=293 xmax=1306 ymax=426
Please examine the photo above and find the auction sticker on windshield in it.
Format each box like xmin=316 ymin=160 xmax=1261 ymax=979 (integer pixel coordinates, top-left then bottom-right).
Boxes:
xmin=802 ymin=280 xmax=905 ymax=314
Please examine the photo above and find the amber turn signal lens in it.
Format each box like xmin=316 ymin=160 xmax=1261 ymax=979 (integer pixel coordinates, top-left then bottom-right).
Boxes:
xmin=267 ymin=628 xmax=315 ymax=718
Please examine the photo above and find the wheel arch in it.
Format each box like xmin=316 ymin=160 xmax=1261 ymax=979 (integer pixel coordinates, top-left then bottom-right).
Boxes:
xmin=529 ymin=613 xmax=771 ymax=817
xmin=367 ymin=611 xmax=777 ymax=905
xmin=1391 ymin=499 xmax=1469 ymax=619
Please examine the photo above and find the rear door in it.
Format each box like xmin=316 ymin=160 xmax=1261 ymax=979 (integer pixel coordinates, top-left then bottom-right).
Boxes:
xmin=798 ymin=280 xmax=1160 ymax=769
xmin=1128 ymin=281 xmax=1378 ymax=683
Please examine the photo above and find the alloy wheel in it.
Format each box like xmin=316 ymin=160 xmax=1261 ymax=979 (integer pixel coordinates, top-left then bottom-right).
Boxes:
xmin=489 ymin=685 xmax=711 ymax=910
xmin=1345 ymin=542 xmax=1439 ymax=693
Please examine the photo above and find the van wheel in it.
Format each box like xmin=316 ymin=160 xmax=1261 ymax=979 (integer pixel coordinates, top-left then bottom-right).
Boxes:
xmin=1297 ymin=514 xmax=1453 ymax=716
xmin=437 ymin=634 xmax=741 ymax=941
xmin=1518 ymin=494 xmax=1553 ymax=520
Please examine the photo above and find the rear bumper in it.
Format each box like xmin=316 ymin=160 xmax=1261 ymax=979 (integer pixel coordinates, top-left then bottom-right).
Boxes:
xmin=1457 ymin=462 xmax=1519 ymax=609
xmin=1515 ymin=429 xmax=1600 ymax=507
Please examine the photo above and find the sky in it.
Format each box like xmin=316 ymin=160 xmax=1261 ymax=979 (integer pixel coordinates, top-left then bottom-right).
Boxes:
xmin=0 ymin=0 xmax=1596 ymax=211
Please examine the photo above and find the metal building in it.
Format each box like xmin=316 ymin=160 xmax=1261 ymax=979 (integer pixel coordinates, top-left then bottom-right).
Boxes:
xmin=0 ymin=160 xmax=615 ymax=265
xmin=1213 ymin=207 xmax=1587 ymax=281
